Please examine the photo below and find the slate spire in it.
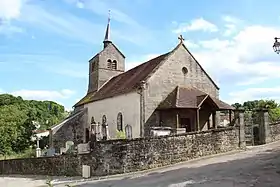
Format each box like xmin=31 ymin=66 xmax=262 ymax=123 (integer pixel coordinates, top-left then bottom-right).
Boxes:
xmin=103 ymin=10 xmax=112 ymax=48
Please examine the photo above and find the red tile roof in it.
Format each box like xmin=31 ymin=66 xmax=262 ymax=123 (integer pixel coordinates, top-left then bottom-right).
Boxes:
xmin=158 ymin=86 xmax=235 ymax=110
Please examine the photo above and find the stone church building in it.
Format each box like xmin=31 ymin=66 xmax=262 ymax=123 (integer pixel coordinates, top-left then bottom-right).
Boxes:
xmin=49 ymin=19 xmax=234 ymax=151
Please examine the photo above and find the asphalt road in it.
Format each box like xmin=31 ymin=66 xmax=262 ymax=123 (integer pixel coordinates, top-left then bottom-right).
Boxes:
xmin=72 ymin=142 xmax=280 ymax=187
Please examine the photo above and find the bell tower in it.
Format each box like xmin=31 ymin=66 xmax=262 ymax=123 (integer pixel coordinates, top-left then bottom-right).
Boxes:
xmin=87 ymin=11 xmax=125 ymax=93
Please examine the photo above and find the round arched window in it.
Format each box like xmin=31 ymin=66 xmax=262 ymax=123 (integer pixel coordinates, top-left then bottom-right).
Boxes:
xmin=117 ymin=112 xmax=123 ymax=131
xmin=182 ymin=67 xmax=188 ymax=75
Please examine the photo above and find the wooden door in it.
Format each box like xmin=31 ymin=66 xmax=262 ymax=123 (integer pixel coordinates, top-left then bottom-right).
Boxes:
xmin=180 ymin=118 xmax=192 ymax=132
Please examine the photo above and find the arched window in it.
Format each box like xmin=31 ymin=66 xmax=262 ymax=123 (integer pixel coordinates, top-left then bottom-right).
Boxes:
xmin=107 ymin=59 xmax=112 ymax=69
xmin=117 ymin=112 xmax=123 ymax=131
xmin=112 ymin=60 xmax=117 ymax=70
xmin=102 ymin=115 xmax=107 ymax=125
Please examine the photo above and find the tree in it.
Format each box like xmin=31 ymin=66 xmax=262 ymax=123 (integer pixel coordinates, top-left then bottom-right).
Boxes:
xmin=0 ymin=94 xmax=68 ymax=155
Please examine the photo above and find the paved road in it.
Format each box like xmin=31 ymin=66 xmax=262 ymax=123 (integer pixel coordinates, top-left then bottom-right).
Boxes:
xmin=71 ymin=142 xmax=280 ymax=187
xmin=1 ymin=142 xmax=280 ymax=187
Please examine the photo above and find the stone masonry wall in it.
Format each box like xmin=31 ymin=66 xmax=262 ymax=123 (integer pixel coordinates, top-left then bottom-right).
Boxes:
xmin=144 ymin=44 xmax=219 ymax=132
xmin=270 ymin=122 xmax=280 ymax=142
xmin=52 ymin=109 xmax=88 ymax=152
xmin=0 ymin=127 xmax=240 ymax=177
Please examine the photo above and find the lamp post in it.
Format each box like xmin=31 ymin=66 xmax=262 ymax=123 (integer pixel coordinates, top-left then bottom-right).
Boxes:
xmin=273 ymin=37 xmax=280 ymax=54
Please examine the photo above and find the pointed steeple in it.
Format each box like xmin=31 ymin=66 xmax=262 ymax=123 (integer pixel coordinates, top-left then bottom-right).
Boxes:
xmin=103 ymin=10 xmax=112 ymax=49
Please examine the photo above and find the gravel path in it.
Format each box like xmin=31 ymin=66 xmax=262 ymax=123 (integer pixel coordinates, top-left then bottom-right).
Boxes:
xmin=1 ymin=141 xmax=280 ymax=187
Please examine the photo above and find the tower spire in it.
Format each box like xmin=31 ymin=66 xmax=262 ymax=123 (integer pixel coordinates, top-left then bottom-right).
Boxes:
xmin=103 ymin=10 xmax=111 ymax=48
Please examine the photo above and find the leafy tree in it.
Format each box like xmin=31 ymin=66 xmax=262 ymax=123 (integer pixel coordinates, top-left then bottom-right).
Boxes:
xmin=0 ymin=94 xmax=68 ymax=155
xmin=232 ymin=99 xmax=280 ymax=123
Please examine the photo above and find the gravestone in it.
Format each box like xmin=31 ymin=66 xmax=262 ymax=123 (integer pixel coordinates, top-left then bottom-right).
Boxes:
xmin=65 ymin=141 xmax=74 ymax=153
xmin=46 ymin=148 xmax=55 ymax=156
xmin=125 ymin=124 xmax=132 ymax=139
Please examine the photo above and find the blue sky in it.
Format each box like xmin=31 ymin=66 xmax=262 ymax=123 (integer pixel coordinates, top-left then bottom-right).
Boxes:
xmin=1 ymin=0 xmax=280 ymax=110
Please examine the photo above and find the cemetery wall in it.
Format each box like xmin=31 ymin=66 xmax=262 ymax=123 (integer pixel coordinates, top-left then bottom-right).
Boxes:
xmin=270 ymin=122 xmax=280 ymax=142
xmin=0 ymin=127 xmax=241 ymax=177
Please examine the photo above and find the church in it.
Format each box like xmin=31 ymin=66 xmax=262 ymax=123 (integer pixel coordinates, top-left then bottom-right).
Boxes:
xmin=49 ymin=18 xmax=234 ymax=152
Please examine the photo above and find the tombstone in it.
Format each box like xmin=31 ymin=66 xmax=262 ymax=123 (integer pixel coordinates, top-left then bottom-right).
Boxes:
xmin=102 ymin=123 xmax=108 ymax=140
xmin=46 ymin=148 xmax=56 ymax=156
xmin=65 ymin=141 xmax=74 ymax=153
xmin=125 ymin=124 xmax=132 ymax=139
xmin=106 ymin=125 xmax=110 ymax=139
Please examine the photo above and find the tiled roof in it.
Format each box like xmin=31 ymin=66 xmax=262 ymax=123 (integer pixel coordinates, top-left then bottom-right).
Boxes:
xmin=75 ymin=52 xmax=170 ymax=106
xmin=74 ymin=42 xmax=221 ymax=107
xmin=158 ymin=86 xmax=235 ymax=110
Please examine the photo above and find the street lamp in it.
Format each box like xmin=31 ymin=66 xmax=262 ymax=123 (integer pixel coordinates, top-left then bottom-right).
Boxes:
xmin=273 ymin=37 xmax=280 ymax=54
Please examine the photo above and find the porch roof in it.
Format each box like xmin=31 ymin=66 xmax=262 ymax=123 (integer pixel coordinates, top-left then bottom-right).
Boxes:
xmin=157 ymin=86 xmax=235 ymax=110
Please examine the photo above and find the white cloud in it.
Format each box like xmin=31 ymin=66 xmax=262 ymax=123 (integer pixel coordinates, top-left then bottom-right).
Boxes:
xmin=184 ymin=40 xmax=199 ymax=49
xmin=0 ymin=89 xmax=4 ymax=94
xmin=126 ymin=53 xmax=160 ymax=71
xmin=194 ymin=25 xmax=280 ymax=86
xmin=0 ymin=0 xmax=24 ymax=20
xmin=11 ymin=89 xmax=75 ymax=101
xmin=173 ymin=18 xmax=218 ymax=33
xmin=222 ymin=15 xmax=243 ymax=37
xmin=0 ymin=21 xmax=24 ymax=35
xmin=199 ymin=38 xmax=233 ymax=50
xmin=227 ymin=87 xmax=280 ymax=104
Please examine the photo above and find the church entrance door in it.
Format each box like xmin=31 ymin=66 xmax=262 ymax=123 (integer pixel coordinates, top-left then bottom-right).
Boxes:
xmin=180 ymin=118 xmax=192 ymax=132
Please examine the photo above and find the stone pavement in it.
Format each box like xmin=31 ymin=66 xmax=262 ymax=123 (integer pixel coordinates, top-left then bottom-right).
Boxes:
xmin=1 ymin=141 xmax=280 ymax=187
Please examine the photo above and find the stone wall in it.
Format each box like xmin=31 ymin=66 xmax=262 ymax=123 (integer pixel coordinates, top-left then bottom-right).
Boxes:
xmin=0 ymin=127 xmax=240 ymax=177
xmin=270 ymin=122 xmax=280 ymax=142
xmin=144 ymin=44 xmax=219 ymax=133
xmin=52 ymin=109 xmax=88 ymax=152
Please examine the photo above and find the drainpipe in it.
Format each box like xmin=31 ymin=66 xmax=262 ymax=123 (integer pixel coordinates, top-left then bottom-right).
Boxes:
xmin=138 ymin=80 xmax=146 ymax=137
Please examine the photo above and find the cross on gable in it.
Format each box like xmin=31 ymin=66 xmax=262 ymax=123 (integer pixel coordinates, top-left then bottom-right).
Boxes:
xmin=178 ymin=35 xmax=185 ymax=43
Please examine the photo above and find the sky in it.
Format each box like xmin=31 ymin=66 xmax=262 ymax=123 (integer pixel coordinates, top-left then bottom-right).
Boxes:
xmin=1 ymin=0 xmax=280 ymax=111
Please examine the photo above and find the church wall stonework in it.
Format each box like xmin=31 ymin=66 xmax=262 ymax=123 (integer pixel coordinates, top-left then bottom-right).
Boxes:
xmin=85 ymin=92 xmax=140 ymax=139
xmin=88 ymin=43 xmax=125 ymax=93
xmin=98 ymin=44 xmax=125 ymax=88
xmin=144 ymin=45 xmax=219 ymax=130
xmin=0 ymin=127 xmax=241 ymax=176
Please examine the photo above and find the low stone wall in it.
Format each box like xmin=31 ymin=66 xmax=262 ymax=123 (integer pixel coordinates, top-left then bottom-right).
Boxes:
xmin=270 ymin=122 xmax=280 ymax=142
xmin=0 ymin=127 xmax=240 ymax=177
xmin=0 ymin=155 xmax=81 ymax=176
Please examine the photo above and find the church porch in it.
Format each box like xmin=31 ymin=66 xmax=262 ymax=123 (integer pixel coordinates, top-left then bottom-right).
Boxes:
xmin=155 ymin=86 xmax=235 ymax=134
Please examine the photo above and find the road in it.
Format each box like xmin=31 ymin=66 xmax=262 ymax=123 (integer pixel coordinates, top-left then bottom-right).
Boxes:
xmin=1 ymin=141 xmax=280 ymax=187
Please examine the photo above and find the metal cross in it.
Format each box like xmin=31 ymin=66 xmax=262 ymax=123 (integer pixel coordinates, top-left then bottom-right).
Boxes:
xmin=178 ymin=34 xmax=185 ymax=43
xmin=108 ymin=10 xmax=111 ymax=23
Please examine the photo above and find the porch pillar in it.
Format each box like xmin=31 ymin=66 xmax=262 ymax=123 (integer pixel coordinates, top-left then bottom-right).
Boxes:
xmin=176 ymin=113 xmax=179 ymax=129
xmin=215 ymin=111 xmax=220 ymax=128
xmin=196 ymin=109 xmax=200 ymax=131
xmin=156 ymin=111 xmax=160 ymax=126
xmin=212 ymin=112 xmax=216 ymax=129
